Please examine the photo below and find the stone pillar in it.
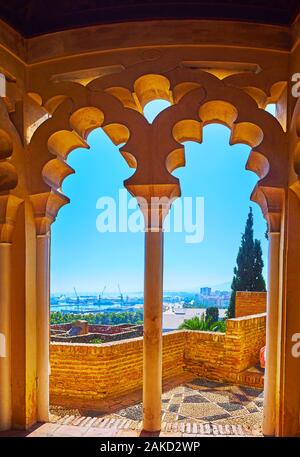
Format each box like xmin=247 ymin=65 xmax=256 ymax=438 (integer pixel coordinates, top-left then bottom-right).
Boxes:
xmin=0 ymin=195 xmax=23 ymax=431
xmin=263 ymin=229 xmax=281 ymax=436
xmin=0 ymin=73 xmax=6 ymax=98
xmin=0 ymin=243 xmax=12 ymax=430
xmin=143 ymin=229 xmax=164 ymax=432
xmin=132 ymin=194 xmax=174 ymax=433
xmin=36 ymin=233 xmax=50 ymax=422
xmin=251 ymin=186 xmax=284 ymax=436
xmin=276 ymin=190 xmax=300 ymax=436
xmin=30 ymin=192 xmax=68 ymax=425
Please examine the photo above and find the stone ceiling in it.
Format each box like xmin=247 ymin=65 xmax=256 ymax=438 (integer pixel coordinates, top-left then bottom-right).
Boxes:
xmin=0 ymin=0 xmax=299 ymax=38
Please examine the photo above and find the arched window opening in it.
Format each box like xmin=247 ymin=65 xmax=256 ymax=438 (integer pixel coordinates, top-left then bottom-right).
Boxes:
xmin=144 ymin=99 xmax=172 ymax=123
xmin=164 ymin=123 xmax=267 ymax=308
xmin=50 ymin=127 xmax=144 ymax=334
xmin=163 ymin=122 xmax=267 ymax=433
xmin=265 ymin=103 xmax=276 ymax=116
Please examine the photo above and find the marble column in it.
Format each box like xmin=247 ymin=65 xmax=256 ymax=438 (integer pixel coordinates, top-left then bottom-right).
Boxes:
xmin=0 ymin=243 xmax=12 ymax=430
xmin=36 ymin=233 xmax=50 ymax=422
xmin=263 ymin=230 xmax=281 ymax=436
xmin=143 ymin=229 xmax=164 ymax=432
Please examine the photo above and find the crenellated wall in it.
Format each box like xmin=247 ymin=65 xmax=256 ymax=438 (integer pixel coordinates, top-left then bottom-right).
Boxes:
xmin=50 ymin=313 xmax=266 ymax=408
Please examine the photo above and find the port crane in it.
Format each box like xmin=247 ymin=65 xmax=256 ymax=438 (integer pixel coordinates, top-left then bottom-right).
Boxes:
xmin=73 ymin=287 xmax=80 ymax=303
xmin=98 ymin=285 xmax=106 ymax=302
xmin=118 ymin=283 xmax=125 ymax=305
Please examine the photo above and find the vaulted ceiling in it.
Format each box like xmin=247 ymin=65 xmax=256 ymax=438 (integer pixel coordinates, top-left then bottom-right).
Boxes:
xmin=0 ymin=0 xmax=299 ymax=37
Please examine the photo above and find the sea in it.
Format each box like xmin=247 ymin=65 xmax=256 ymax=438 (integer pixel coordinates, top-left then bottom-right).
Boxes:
xmin=50 ymin=302 xmax=143 ymax=314
xmin=50 ymin=298 xmax=227 ymax=331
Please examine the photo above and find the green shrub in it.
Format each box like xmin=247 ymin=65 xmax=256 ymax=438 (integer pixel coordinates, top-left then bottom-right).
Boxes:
xmin=50 ymin=310 xmax=144 ymax=325
xmin=178 ymin=315 xmax=226 ymax=332
xmin=89 ymin=338 xmax=103 ymax=344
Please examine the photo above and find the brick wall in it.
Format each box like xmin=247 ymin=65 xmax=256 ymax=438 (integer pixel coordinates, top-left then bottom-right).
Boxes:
xmin=51 ymin=323 xmax=140 ymax=334
xmin=88 ymin=324 xmax=140 ymax=334
xmin=50 ymin=314 xmax=266 ymax=407
xmin=51 ymin=329 xmax=143 ymax=343
xmin=50 ymin=330 xmax=185 ymax=407
xmin=184 ymin=313 xmax=266 ymax=383
xmin=235 ymin=291 xmax=267 ymax=317
xmin=51 ymin=323 xmax=72 ymax=331
xmin=50 ymin=322 xmax=143 ymax=343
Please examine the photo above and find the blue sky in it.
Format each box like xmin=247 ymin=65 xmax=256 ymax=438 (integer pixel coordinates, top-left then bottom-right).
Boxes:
xmin=50 ymin=100 xmax=269 ymax=294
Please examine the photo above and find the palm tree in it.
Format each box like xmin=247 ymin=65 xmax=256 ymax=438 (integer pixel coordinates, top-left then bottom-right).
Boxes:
xmin=178 ymin=315 xmax=226 ymax=332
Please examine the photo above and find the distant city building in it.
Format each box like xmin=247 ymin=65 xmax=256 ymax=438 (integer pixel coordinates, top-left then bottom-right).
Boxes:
xmin=203 ymin=297 xmax=218 ymax=307
xmin=214 ymin=290 xmax=229 ymax=296
xmin=200 ymin=287 xmax=211 ymax=296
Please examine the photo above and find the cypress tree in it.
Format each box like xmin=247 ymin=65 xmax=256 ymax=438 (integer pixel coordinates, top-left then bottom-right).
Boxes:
xmin=252 ymin=239 xmax=266 ymax=292
xmin=227 ymin=207 xmax=266 ymax=318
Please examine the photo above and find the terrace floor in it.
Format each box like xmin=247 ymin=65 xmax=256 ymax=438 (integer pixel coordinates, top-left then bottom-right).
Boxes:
xmin=48 ymin=374 xmax=263 ymax=437
xmin=0 ymin=374 xmax=264 ymax=437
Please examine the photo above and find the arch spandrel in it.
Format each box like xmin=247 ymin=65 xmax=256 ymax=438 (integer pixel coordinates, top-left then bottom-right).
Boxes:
xmin=224 ymin=68 xmax=288 ymax=101
xmin=29 ymin=81 xmax=89 ymax=115
xmin=86 ymin=58 xmax=180 ymax=92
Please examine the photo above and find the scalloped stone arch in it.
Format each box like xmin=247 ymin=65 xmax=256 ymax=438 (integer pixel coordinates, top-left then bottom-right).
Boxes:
xmin=16 ymin=59 xmax=293 ymax=437
xmin=171 ymin=100 xmax=267 ymax=178
xmin=86 ymin=66 xmax=287 ymax=185
xmin=27 ymin=66 xmax=287 ymax=226
xmin=26 ymin=87 xmax=144 ymax=197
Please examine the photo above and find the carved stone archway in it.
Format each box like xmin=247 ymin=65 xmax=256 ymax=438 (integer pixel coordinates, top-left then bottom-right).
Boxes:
xmin=23 ymin=65 xmax=287 ymax=432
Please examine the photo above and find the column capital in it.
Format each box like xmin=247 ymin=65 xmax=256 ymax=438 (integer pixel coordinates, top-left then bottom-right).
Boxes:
xmin=290 ymin=179 xmax=300 ymax=202
xmin=251 ymin=184 xmax=284 ymax=234
xmin=267 ymin=214 xmax=282 ymax=234
xmin=0 ymin=194 xmax=23 ymax=243
xmin=30 ymin=191 xmax=69 ymax=236
xmin=125 ymin=183 xmax=180 ymax=231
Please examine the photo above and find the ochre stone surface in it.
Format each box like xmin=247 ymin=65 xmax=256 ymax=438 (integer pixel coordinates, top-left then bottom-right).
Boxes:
xmin=235 ymin=291 xmax=267 ymax=318
xmin=50 ymin=330 xmax=185 ymax=407
xmin=50 ymin=314 xmax=266 ymax=408
xmin=1 ymin=7 xmax=300 ymax=435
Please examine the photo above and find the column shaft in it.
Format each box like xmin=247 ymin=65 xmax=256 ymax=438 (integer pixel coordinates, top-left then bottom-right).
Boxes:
xmin=143 ymin=230 xmax=163 ymax=432
xmin=263 ymin=232 xmax=281 ymax=436
xmin=36 ymin=234 xmax=50 ymax=422
xmin=0 ymin=243 xmax=11 ymax=430
xmin=276 ymin=191 xmax=300 ymax=436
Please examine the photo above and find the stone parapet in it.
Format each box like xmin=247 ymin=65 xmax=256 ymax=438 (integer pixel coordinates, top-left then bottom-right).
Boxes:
xmin=50 ymin=315 xmax=266 ymax=407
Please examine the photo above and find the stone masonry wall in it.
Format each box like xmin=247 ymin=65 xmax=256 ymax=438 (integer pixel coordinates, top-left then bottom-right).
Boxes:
xmin=51 ymin=329 xmax=143 ymax=343
xmin=50 ymin=330 xmax=185 ymax=406
xmin=184 ymin=313 xmax=266 ymax=382
xmin=50 ymin=314 xmax=266 ymax=407
xmin=235 ymin=291 xmax=267 ymax=317
xmin=50 ymin=322 xmax=143 ymax=343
